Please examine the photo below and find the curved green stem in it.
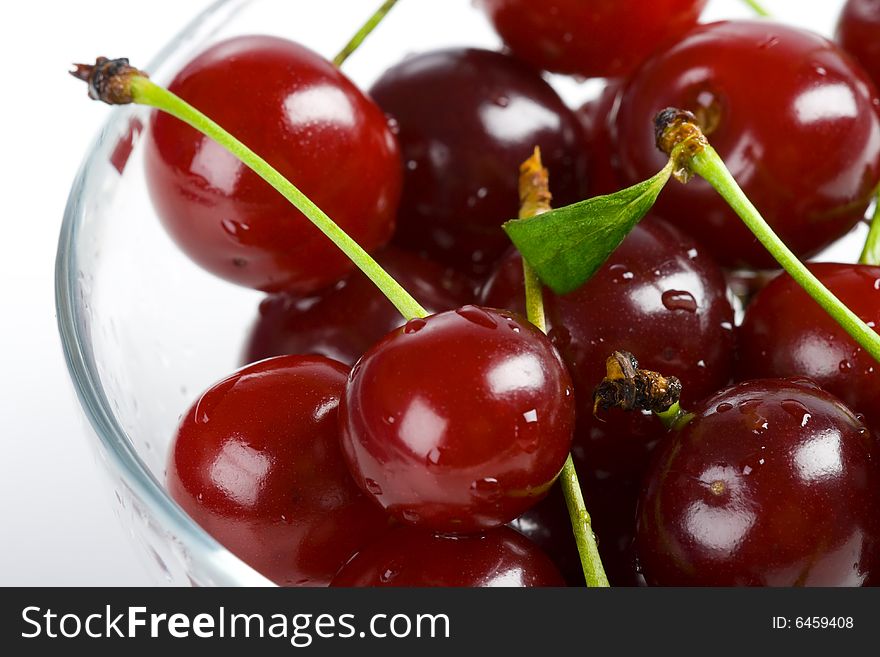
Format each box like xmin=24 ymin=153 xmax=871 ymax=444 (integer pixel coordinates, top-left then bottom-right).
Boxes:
xmin=333 ymin=0 xmax=400 ymax=67
xmin=130 ymin=76 xmax=426 ymax=321
xmin=741 ymin=0 xmax=772 ymax=17
xmin=691 ymin=145 xmax=880 ymax=363
xmin=859 ymin=186 xmax=880 ymax=266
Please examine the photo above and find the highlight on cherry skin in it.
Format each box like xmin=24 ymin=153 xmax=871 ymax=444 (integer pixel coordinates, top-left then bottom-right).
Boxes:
xmin=615 ymin=19 xmax=880 ymax=269
xmin=636 ymin=378 xmax=880 ymax=587
xmin=340 ymin=305 xmax=575 ymax=534
xmin=145 ymin=34 xmax=402 ymax=295
xmin=331 ymin=526 xmax=565 ymax=587
xmin=166 ymin=355 xmax=389 ymax=587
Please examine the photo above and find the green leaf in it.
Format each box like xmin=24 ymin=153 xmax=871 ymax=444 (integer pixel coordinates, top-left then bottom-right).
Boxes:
xmin=503 ymin=159 xmax=673 ymax=295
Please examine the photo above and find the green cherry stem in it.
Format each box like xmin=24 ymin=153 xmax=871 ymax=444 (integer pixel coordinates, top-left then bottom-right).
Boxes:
xmin=518 ymin=149 xmax=609 ymax=588
xmin=333 ymin=0 xmax=401 ymax=68
xmin=858 ymin=186 xmax=880 ymax=266
xmin=657 ymin=108 xmax=880 ymax=363
xmin=70 ymin=58 xmax=426 ymax=321
xmin=741 ymin=0 xmax=772 ymax=18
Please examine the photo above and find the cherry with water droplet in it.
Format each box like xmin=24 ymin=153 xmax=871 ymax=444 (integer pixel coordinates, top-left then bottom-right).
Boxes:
xmin=636 ymin=379 xmax=880 ymax=586
xmin=369 ymin=48 xmax=588 ymax=278
xmin=145 ymin=35 xmax=402 ymax=294
xmin=166 ymin=355 xmax=389 ymax=586
xmin=340 ymin=306 xmax=575 ymax=533
xmin=482 ymin=218 xmax=734 ymax=583
xmin=737 ymin=263 xmax=880 ymax=438
xmin=615 ymin=20 xmax=880 ymax=269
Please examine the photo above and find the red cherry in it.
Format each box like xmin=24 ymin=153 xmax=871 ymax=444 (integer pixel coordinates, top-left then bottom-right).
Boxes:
xmin=636 ymin=379 xmax=880 ymax=586
xmin=483 ymin=218 xmax=734 ymax=478
xmin=242 ymin=247 xmax=473 ymax=367
xmin=340 ymin=306 xmax=575 ymax=533
xmin=482 ymin=218 xmax=733 ymax=583
xmin=837 ymin=0 xmax=880 ymax=89
xmin=369 ymin=48 xmax=588 ymax=277
xmin=615 ymin=20 xmax=880 ymax=269
xmin=737 ymin=263 xmax=880 ymax=437
xmin=331 ymin=526 xmax=564 ymax=587
xmin=476 ymin=0 xmax=707 ymax=78
xmin=145 ymin=35 xmax=402 ymax=294
xmin=166 ymin=355 xmax=388 ymax=586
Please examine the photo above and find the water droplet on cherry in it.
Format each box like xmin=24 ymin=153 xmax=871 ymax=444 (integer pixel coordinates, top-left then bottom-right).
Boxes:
xmin=404 ymin=318 xmax=427 ymax=334
xmin=661 ymin=290 xmax=698 ymax=313
xmin=455 ymin=305 xmax=499 ymax=329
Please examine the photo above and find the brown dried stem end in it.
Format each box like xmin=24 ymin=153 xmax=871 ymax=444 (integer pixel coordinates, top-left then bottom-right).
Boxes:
xmin=70 ymin=57 xmax=148 ymax=105
xmin=593 ymin=350 xmax=682 ymax=416
xmin=518 ymin=146 xmax=553 ymax=220
xmin=654 ymin=107 xmax=709 ymax=184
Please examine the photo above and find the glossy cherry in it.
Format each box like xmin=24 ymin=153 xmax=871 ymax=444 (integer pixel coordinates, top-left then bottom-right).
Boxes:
xmin=837 ymin=0 xmax=880 ymax=89
xmin=615 ymin=20 xmax=880 ymax=269
xmin=242 ymin=247 xmax=472 ymax=367
xmin=145 ymin=35 xmax=402 ymax=294
xmin=476 ymin=0 xmax=707 ymax=79
xmin=483 ymin=218 xmax=734 ymax=584
xmin=370 ymin=48 xmax=588 ymax=277
xmin=636 ymin=379 xmax=880 ymax=586
xmin=331 ymin=525 xmax=564 ymax=587
xmin=340 ymin=306 xmax=575 ymax=533
xmin=737 ymin=263 xmax=880 ymax=438
xmin=482 ymin=218 xmax=734 ymax=479
xmin=166 ymin=355 xmax=389 ymax=586
xmin=577 ymin=80 xmax=626 ymax=197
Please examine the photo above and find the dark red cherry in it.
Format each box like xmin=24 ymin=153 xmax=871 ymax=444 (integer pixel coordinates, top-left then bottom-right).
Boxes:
xmin=577 ymin=80 xmax=626 ymax=197
xmin=615 ymin=20 xmax=880 ymax=269
xmin=482 ymin=218 xmax=733 ymax=584
xmin=482 ymin=218 xmax=734 ymax=480
xmin=145 ymin=35 xmax=402 ymax=294
xmin=331 ymin=526 xmax=564 ymax=587
xmin=166 ymin=355 xmax=388 ymax=586
xmin=636 ymin=379 xmax=880 ymax=586
xmin=837 ymin=0 xmax=880 ymax=90
xmin=737 ymin=263 xmax=880 ymax=438
xmin=340 ymin=306 xmax=575 ymax=533
xmin=476 ymin=0 xmax=707 ymax=78
xmin=242 ymin=247 xmax=472 ymax=367
xmin=370 ymin=48 xmax=588 ymax=277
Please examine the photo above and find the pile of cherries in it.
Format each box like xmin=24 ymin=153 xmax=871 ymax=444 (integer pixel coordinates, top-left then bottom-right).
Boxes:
xmin=148 ymin=0 xmax=880 ymax=586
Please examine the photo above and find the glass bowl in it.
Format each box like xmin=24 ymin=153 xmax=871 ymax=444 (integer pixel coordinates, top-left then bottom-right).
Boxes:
xmin=56 ymin=0 xmax=858 ymax=586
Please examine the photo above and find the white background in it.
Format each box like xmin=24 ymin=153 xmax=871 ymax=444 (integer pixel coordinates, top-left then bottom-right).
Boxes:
xmin=0 ymin=0 xmax=844 ymax=585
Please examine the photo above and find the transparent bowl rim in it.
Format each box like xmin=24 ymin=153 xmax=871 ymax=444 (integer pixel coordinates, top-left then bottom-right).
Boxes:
xmin=55 ymin=0 xmax=272 ymax=587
